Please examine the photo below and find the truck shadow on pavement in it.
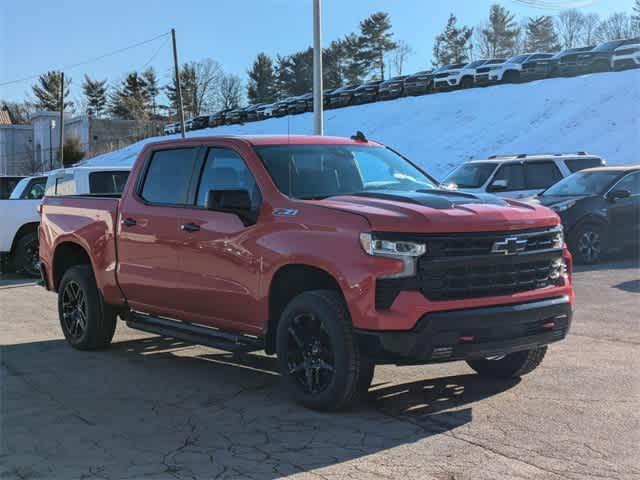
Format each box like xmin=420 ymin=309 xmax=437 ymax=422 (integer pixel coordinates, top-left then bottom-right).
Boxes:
xmin=2 ymin=334 xmax=520 ymax=479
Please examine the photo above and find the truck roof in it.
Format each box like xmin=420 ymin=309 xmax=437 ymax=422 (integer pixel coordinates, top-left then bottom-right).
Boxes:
xmin=147 ymin=134 xmax=383 ymax=148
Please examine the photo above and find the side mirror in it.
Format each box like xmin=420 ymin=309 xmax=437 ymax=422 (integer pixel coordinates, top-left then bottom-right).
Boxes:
xmin=488 ymin=179 xmax=508 ymax=192
xmin=205 ymin=189 xmax=254 ymax=224
xmin=606 ymin=189 xmax=631 ymax=201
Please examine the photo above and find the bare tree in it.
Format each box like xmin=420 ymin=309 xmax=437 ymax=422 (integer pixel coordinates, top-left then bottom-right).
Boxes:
xmin=216 ymin=73 xmax=243 ymax=110
xmin=195 ymin=59 xmax=223 ymax=114
xmin=473 ymin=22 xmax=493 ymax=58
xmin=580 ymin=13 xmax=601 ymax=46
xmin=389 ymin=40 xmax=413 ymax=76
xmin=594 ymin=12 xmax=636 ymax=42
xmin=556 ymin=9 xmax=584 ymax=49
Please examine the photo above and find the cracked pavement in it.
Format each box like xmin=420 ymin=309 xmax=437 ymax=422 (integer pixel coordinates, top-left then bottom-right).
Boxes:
xmin=1 ymin=257 xmax=638 ymax=479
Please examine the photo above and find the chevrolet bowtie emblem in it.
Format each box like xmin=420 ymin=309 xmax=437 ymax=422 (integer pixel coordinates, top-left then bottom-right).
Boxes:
xmin=491 ymin=237 xmax=528 ymax=255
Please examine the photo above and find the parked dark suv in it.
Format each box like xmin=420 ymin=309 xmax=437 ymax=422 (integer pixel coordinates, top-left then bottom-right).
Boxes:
xmin=351 ymin=80 xmax=383 ymax=104
xmin=549 ymin=46 xmax=595 ymax=76
xmin=404 ymin=70 xmax=434 ymax=95
xmin=558 ymin=38 xmax=639 ymax=76
xmin=536 ymin=166 xmax=640 ymax=264
xmin=377 ymin=75 xmax=407 ymax=100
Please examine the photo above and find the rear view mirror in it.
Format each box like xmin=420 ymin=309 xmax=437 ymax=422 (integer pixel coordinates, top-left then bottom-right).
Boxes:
xmin=606 ymin=189 xmax=631 ymax=201
xmin=488 ymin=179 xmax=508 ymax=192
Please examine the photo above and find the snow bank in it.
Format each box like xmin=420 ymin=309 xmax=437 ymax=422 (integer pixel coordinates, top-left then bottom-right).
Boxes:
xmin=83 ymin=69 xmax=640 ymax=178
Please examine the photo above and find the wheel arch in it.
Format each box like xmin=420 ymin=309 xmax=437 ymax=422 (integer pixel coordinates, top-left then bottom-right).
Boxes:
xmin=265 ymin=263 xmax=345 ymax=355
xmin=10 ymin=222 xmax=39 ymax=254
xmin=52 ymin=241 xmax=94 ymax=291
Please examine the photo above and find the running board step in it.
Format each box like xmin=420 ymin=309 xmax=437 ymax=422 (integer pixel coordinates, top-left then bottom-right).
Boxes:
xmin=126 ymin=312 xmax=263 ymax=353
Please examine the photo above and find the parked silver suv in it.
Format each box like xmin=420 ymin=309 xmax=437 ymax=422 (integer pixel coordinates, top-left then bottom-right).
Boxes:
xmin=442 ymin=152 xmax=606 ymax=199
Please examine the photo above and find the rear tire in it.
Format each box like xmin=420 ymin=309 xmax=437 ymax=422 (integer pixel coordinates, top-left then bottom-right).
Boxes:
xmin=276 ymin=290 xmax=367 ymax=411
xmin=467 ymin=347 xmax=547 ymax=379
xmin=58 ymin=265 xmax=117 ymax=350
xmin=569 ymin=223 xmax=606 ymax=264
xmin=14 ymin=231 xmax=40 ymax=278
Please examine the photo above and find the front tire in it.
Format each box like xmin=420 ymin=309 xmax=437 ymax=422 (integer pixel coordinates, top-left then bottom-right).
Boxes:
xmin=14 ymin=231 xmax=40 ymax=278
xmin=570 ymin=223 xmax=606 ymax=264
xmin=467 ymin=347 xmax=547 ymax=379
xmin=276 ymin=290 xmax=368 ymax=411
xmin=58 ymin=265 xmax=117 ymax=350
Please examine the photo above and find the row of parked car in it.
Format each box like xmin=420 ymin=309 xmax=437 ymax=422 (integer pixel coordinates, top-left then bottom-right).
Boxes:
xmin=163 ymin=37 xmax=639 ymax=135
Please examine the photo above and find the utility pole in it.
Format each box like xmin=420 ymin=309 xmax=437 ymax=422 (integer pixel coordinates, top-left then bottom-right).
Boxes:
xmin=59 ymin=72 xmax=65 ymax=168
xmin=49 ymin=119 xmax=55 ymax=171
xmin=171 ymin=28 xmax=186 ymax=138
xmin=312 ymin=0 xmax=323 ymax=136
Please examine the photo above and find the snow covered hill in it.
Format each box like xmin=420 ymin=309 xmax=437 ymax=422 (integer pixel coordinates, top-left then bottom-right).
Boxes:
xmin=84 ymin=69 xmax=639 ymax=178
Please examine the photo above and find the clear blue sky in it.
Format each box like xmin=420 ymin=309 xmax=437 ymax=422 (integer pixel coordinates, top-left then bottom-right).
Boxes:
xmin=0 ymin=0 xmax=633 ymax=104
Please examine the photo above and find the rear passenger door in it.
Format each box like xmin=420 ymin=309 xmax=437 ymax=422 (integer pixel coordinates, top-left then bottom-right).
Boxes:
xmin=117 ymin=147 xmax=201 ymax=318
xmin=487 ymin=163 xmax=526 ymax=198
xmin=524 ymin=161 xmax=563 ymax=196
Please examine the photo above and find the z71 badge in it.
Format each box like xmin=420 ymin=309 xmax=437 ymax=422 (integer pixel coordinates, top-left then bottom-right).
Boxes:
xmin=272 ymin=208 xmax=299 ymax=217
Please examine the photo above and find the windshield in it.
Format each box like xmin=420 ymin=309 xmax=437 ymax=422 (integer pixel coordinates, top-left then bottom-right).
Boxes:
xmin=443 ymin=163 xmax=496 ymax=188
xmin=542 ymin=171 xmax=623 ymax=196
xmin=593 ymin=40 xmax=623 ymax=52
xmin=255 ymin=145 xmax=438 ymax=199
xmin=507 ymin=55 xmax=528 ymax=64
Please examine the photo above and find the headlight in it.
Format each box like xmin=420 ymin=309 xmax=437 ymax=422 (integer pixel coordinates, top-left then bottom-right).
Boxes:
xmin=359 ymin=233 xmax=426 ymax=278
xmin=551 ymin=228 xmax=564 ymax=249
xmin=550 ymin=200 xmax=576 ymax=213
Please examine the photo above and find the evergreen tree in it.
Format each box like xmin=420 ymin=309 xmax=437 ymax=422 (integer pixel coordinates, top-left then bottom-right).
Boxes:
xmin=166 ymin=63 xmax=198 ymax=117
xmin=247 ymin=53 xmax=277 ymax=104
xmin=432 ymin=14 xmax=473 ymax=67
xmin=288 ymin=48 xmax=314 ymax=96
xmin=634 ymin=0 xmax=640 ymax=26
xmin=274 ymin=55 xmax=294 ymax=98
xmin=323 ymin=39 xmax=347 ymax=89
xmin=142 ymin=67 xmax=159 ymax=117
xmin=359 ymin=12 xmax=397 ymax=80
xmin=81 ymin=75 xmax=108 ymax=117
xmin=32 ymin=71 xmax=72 ymax=111
xmin=480 ymin=4 xmax=520 ymax=57
xmin=110 ymin=72 xmax=149 ymax=120
xmin=525 ymin=16 xmax=560 ymax=52
xmin=342 ymin=33 xmax=367 ymax=85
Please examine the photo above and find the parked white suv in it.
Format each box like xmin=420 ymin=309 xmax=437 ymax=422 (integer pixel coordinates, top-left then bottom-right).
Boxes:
xmin=433 ymin=58 xmax=509 ymax=89
xmin=442 ymin=152 xmax=606 ymax=199
xmin=488 ymin=53 xmax=554 ymax=83
xmin=0 ymin=167 xmax=130 ymax=277
xmin=611 ymin=43 xmax=640 ymax=70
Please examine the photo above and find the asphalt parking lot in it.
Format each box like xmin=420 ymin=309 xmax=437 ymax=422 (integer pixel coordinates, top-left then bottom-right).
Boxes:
xmin=1 ymin=256 xmax=639 ymax=480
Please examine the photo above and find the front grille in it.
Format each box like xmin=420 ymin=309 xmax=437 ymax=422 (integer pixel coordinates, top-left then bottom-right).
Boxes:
xmin=434 ymin=72 xmax=450 ymax=78
xmin=374 ymin=227 xmax=563 ymax=308
xmin=418 ymin=257 xmax=557 ymax=300
xmin=476 ymin=67 xmax=492 ymax=73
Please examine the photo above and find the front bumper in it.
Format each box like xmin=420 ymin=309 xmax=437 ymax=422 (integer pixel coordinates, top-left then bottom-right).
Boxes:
xmin=354 ymin=296 xmax=572 ymax=364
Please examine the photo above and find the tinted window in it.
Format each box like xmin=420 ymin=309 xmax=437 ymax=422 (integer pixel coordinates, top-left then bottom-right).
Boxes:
xmin=89 ymin=171 xmax=130 ymax=194
xmin=507 ymin=55 xmax=528 ymax=64
xmin=565 ymin=157 xmax=604 ymax=173
xmin=613 ymin=172 xmax=640 ymax=195
xmin=492 ymin=164 xmax=525 ymax=191
xmin=196 ymin=148 xmax=260 ymax=208
xmin=141 ymin=148 xmax=198 ymax=204
xmin=526 ymin=162 xmax=562 ymax=189
xmin=593 ymin=40 xmax=625 ymax=52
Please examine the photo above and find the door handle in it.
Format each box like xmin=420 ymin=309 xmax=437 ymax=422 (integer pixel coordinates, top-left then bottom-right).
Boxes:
xmin=121 ymin=218 xmax=137 ymax=227
xmin=180 ymin=223 xmax=200 ymax=233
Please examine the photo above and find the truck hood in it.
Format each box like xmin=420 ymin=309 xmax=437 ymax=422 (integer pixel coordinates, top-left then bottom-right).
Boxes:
xmin=309 ymin=189 xmax=559 ymax=233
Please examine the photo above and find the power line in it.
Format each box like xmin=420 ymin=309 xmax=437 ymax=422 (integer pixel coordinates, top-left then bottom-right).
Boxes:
xmin=511 ymin=0 xmax=598 ymax=10
xmin=0 ymin=31 xmax=170 ymax=88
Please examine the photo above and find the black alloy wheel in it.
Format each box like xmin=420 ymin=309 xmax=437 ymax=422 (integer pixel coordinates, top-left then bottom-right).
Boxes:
xmin=61 ymin=280 xmax=88 ymax=340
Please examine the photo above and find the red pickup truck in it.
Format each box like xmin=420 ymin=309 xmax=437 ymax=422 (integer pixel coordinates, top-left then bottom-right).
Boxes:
xmin=39 ymin=134 xmax=574 ymax=410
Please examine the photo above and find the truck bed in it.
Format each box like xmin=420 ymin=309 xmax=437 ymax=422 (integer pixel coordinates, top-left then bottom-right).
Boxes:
xmin=39 ymin=195 xmax=124 ymax=303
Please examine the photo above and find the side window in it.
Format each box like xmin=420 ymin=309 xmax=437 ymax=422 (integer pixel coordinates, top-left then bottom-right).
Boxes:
xmin=491 ymin=164 xmax=525 ymax=191
xmin=140 ymin=148 xmax=198 ymax=205
xmin=196 ymin=148 xmax=260 ymax=208
xmin=21 ymin=178 xmax=46 ymax=199
xmin=89 ymin=171 xmax=130 ymax=194
xmin=565 ymin=158 xmax=603 ymax=173
xmin=525 ymin=162 xmax=563 ymax=190
xmin=614 ymin=172 xmax=640 ymax=195
xmin=55 ymin=174 xmax=75 ymax=196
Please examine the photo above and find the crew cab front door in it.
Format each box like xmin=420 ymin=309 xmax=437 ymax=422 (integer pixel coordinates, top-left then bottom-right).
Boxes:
xmin=608 ymin=172 xmax=640 ymax=247
xmin=174 ymin=147 xmax=263 ymax=334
